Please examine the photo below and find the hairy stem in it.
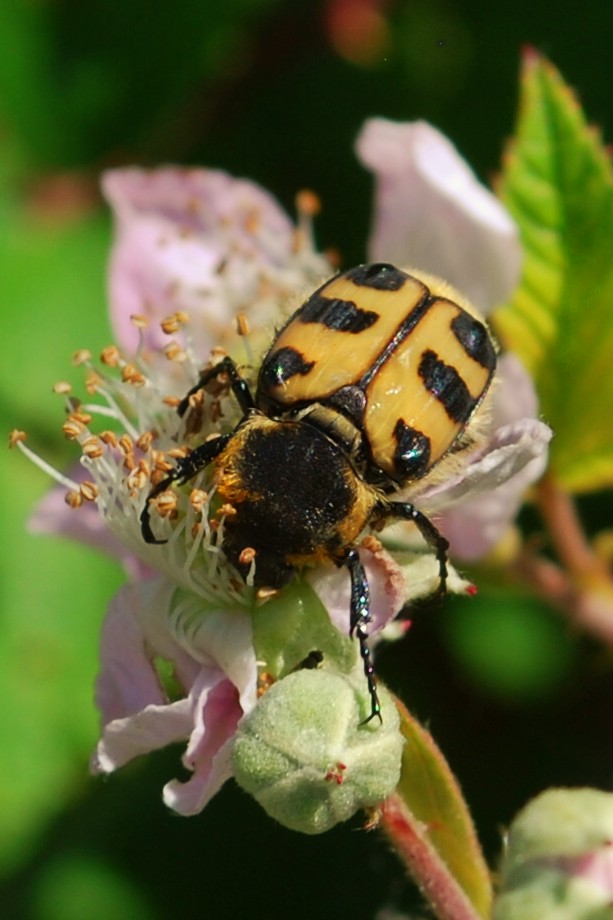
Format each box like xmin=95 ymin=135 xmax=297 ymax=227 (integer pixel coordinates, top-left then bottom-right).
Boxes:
xmin=536 ymin=475 xmax=610 ymax=585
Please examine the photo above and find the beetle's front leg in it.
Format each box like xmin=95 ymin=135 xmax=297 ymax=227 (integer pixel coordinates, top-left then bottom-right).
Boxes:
xmin=178 ymin=355 xmax=255 ymax=418
xmin=140 ymin=433 xmax=231 ymax=544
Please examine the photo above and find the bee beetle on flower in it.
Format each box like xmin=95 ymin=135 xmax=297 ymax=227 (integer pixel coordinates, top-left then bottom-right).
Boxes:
xmin=141 ymin=261 xmax=497 ymax=723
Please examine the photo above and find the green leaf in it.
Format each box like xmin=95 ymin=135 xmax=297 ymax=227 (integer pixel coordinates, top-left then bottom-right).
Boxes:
xmin=494 ymin=50 xmax=613 ymax=492
xmin=390 ymin=698 xmax=493 ymax=919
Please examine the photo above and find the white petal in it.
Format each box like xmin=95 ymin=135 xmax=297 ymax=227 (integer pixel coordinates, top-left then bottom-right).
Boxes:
xmin=356 ymin=118 xmax=522 ymax=311
xmin=417 ymin=418 xmax=551 ymax=561
xmin=396 ymin=552 xmax=472 ymax=601
xmin=419 ymin=418 xmax=552 ymax=512
xmin=492 ymin=352 xmax=539 ymax=427
xmin=167 ymin=593 xmax=258 ymax=715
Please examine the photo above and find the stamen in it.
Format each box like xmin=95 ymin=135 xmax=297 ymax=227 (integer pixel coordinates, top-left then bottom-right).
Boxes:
xmin=238 ymin=546 xmax=256 ymax=565
xmin=100 ymin=430 xmax=120 ymax=448
xmin=53 ymin=381 xmax=72 ymax=395
xmin=361 ymin=534 xmax=383 ymax=553
xmin=15 ymin=316 xmax=256 ymax=612
xmin=239 ymin=546 xmax=257 ymax=589
xmin=121 ymin=364 xmax=146 ymax=387
xmin=294 ymin=189 xmax=321 ymax=254
xmin=86 ymin=384 xmax=140 ymax=440
xmin=63 ymin=418 xmax=87 ymax=440
xmin=81 ymin=436 xmax=105 ymax=459
xmin=136 ymin=431 xmax=156 ymax=453
xmin=236 ymin=313 xmax=250 ymax=337
xmin=153 ymin=489 xmax=178 ymax=520
xmin=236 ymin=311 xmax=255 ymax=367
xmin=164 ymin=342 xmax=188 ymax=363
xmin=10 ymin=434 xmax=80 ymax=491
xmin=183 ymin=486 xmax=209 ymax=573
xmin=161 ymin=312 xmax=189 ymax=336
xmin=85 ymin=371 xmax=102 ymax=394
xmin=70 ymin=411 xmax=93 ymax=425
xmin=72 ymin=349 xmax=92 ymax=366
xmin=126 ymin=463 xmax=148 ymax=494
xmin=101 ymin=345 xmax=121 ymax=367
xmin=164 ymin=312 xmax=201 ymax=381
xmin=296 ymin=188 xmax=321 ymax=217
xmin=189 ymin=488 xmax=208 ymax=515
xmin=129 ymin=314 xmax=149 ymax=357
xmin=80 ymin=481 xmax=100 ymax=502
xmin=256 ymin=586 xmax=280 ymax=602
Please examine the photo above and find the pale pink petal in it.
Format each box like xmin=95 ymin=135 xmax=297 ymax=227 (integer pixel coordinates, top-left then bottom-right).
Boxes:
xmin=95 ymin=585 xmax=166 ymax=723
xmin=307 ymin=546 xmax=407 ymax=635
xmin=356 ymin=118 xmax=522 ymax=312
xmin=164 ymin=736 xmax=236 ymax=817
xmin=163 ymin=673 xmax=242 ymax=815
xmin=94 ymin=580 xmax=201 ymax=728
xmin=94 ymin=698 xmax=193 ymax=773
xmin=103 ymin=167 xmax=296 ymax=354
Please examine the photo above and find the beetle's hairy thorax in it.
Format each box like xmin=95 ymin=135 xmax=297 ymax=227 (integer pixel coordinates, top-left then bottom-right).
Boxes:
xmin=215 ymin=414 xmax=378 ymax=587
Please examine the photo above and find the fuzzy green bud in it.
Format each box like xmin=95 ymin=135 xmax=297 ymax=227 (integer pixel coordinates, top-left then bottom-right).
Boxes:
xmin=494 ymin=788 xmax=613 ymax=920
xmin=232 ymin=667 xmax=403 ymax=834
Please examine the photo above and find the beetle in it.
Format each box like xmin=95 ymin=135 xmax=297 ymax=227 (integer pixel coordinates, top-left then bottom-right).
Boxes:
xmin=140 ymin=262 xmax=497 ymax=723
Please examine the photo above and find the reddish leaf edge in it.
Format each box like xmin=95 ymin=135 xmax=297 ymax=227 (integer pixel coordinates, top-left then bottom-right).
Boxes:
xmin=377 ymin=696 xmax=492 ymax=920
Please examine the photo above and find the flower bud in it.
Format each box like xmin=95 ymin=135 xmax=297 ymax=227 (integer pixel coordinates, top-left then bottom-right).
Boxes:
xmin=232 ymin=668 xmax=403 ymax=834
xmin=494 ymin=788 xmax=613 ymax=919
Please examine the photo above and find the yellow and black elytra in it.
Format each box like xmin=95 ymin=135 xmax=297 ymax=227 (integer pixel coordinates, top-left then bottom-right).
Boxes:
xmin=141 ymin=263 xmax=497 ymax=723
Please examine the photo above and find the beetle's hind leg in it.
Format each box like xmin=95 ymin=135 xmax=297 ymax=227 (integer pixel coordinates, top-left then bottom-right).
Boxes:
xmin=383 ymin=501 xmax=449 ymax=601
xmin=342 ymin=548 xmax=382 ymax=725
xmin=140 ymin=433 xmax=231 ymax=544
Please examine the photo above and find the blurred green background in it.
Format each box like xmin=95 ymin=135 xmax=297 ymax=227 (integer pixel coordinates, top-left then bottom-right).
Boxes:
xmin=2 ymin=1 xmax=613 ymax=918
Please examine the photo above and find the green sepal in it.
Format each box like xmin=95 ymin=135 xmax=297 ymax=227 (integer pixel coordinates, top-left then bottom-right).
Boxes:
xmin=251 ymin=577 xmax=356 ymax=681
xmin=494 ymin=49 xmax=613 ymax=492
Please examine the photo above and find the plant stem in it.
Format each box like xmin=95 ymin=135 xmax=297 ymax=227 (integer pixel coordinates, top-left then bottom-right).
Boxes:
xmin=536 ymin=475 xmax=610 ymax=585
xmin=515 ymin=474 xmax=613 ymax=643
